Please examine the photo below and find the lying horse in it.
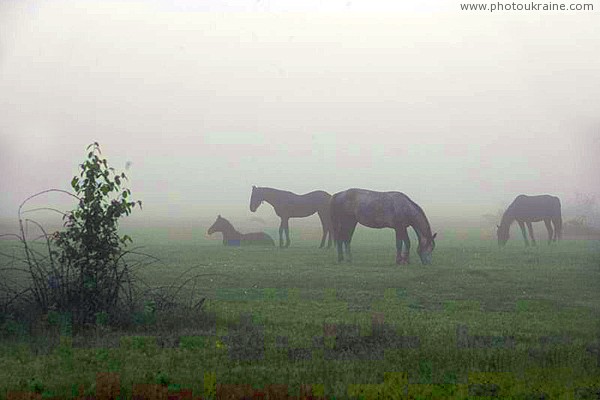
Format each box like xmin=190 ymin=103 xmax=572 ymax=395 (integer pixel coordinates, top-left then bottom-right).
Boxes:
xmin=331 ymin=188 xmax=437 ymax=265
xmin=497 ymin=194 xmax=562 ymax=246
xmin=207 ymin=215 xmax=275 ymax=247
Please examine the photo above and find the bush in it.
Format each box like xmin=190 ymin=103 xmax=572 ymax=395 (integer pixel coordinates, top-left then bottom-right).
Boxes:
xmin=0 ymin=142 xmax=142 ymax=332
xmin=50 ymin=142 xmax=142 ymax=328
xmin=1 ymin=142 xmax=208 ymax=340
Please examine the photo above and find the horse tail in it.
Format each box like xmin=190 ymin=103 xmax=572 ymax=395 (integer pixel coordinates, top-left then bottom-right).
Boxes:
xmin=265 ymin=233 xmax=276 ymax=246
xmin=325 ymin=201 xmax=335 ymax=245
xmin=329 ymin=212 xmax=335 ymax=245
xmin=555 ymin=197 xmax=563 ymax=241
xmin=330 ymin=195 xmax=342 ymax=244
xmin=319 ymin=192 xmax=334 ymax=245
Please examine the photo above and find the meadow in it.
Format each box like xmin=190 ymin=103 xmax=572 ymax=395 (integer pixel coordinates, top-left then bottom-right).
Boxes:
xmin=1 ymin=224 xmax=599 ymax=399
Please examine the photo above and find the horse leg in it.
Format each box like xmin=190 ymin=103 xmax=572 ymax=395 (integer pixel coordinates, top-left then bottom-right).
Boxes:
xmin=344 ymin=241 xmax=352 ymax=263
xmin=544 ymin=219 xmax=553 ymax=245
xmin=328 ymin=224 xmax=334 ymax=249
xmin=336 ymin=223 xmax=350 ymax=263
xmin=344 ymin=221 xmax=358 ymax=263
xmin=317 ymin=212 xmax=327 ymax=249
xmin=395 ymin=228 xmax=407 ymax=265
xmin=337 ymin=240 xmax=344 ymax=262
xmin=518 ymin=221 xmax=529 ymax=246
xmin=278 ymin=219 xmax=285 ymax=248
xmin=320 ymin=210 xmax=334 ymax=249
xmin=526 ymin=221 xmax=536 ymax=246
xmin=403 ymin=232 xmax=411 ymax=264
xmin=553 ymin=217 xmax=562 ymax=242
xmin=319 ymin=227 xmax=327 ymax=249
xmin=333 ymin=213 xmax=343 ymax=262
xmin=326 ymin=212 xmax=334 ymax=249
xmin=283 ymin=218 xmax=291 ymax=247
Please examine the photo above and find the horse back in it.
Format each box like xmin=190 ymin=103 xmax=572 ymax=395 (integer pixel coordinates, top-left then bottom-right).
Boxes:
xmin=274 ymin=190 xmax=332 ymax=217
xmin=330 ymin=188 xmax=416 ymax=228
xmin=241 ymin=231 xmax=276 ymax=246
xmin=309 ymin=190 xmax=332 ymax=200
xmin=511 ymin=195 xmax=561 ymax=219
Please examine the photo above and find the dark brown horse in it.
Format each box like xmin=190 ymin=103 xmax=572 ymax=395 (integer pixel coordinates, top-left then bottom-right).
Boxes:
xmin=208 ymin=215 xmax=275 ymax=247
xmin=497 ymin=194 xmax=562 ymax=246
xmin=249 ymin=186 xmax=333 ymax=248
xmin=330 ymin=189 xmax=437 ymax=265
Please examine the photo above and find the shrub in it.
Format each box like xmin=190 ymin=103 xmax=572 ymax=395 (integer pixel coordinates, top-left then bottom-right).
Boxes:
xmin=0 ymin=142 xmax=142 ymax=332
xmin=1 ymin=142 xmax=208 ymax=339
xmin=49 ymin=142 xmax=142 ymax=328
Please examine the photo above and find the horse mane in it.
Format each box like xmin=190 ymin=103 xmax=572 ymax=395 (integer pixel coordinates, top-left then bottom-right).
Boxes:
xmin=500 ymin=199 xmax=519 ymax=228
xmin=405 ymin=194 xmax=433 ymax=239
xmin=257 ymin=186 xmax=296 ymax=196
xmin=499 ymin=209 xmax=513 ymax=229
xmin=218 ymin=216 xmax=236 ymax=231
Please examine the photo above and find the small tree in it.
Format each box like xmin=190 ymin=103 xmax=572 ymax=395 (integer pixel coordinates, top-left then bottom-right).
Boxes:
xmin=482 ymin=209 xmax=504 ymax=227
xmin=2 ymin=142 xmax=209 ymax=339
xmin=570 ymin=193 xmax=599 ymax=227
xmin=50 ymin=142 xmax=142 ymax=328
xmin=1 ymin=142 xmax=142 ymax=331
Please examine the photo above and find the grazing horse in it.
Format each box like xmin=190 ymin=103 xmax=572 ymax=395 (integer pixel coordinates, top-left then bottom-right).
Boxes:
xmin=330 ymin=188 xmax=437 ymax=265
xmin=207 ymin=215 xmax=275 ymax=247
xmin=497 ymin=194 xmax=562 ymax=246
xmin=249 ymin=186 xmax=333 ymax=248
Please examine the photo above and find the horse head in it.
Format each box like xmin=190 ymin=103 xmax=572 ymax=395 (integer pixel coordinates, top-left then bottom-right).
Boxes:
xmin=250 ymin=186 xmax=263 ymax=212
xmin=207 ymin=215 xmax=223 ymax=235
xmin=496 ymin=224 xmax=509 ymax=246
xmin=417 ymin=232 xmax=437 ymax=265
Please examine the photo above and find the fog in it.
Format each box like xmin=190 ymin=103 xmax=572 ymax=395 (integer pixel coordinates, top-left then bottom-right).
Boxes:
xmin=1 ymin=0 xmax=599 ymax=232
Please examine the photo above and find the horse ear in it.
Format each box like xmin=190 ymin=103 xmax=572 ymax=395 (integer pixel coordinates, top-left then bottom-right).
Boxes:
xmin=252 ymin=185 xmax=256 ymax=189
xmin=218 ymin=214 xmax=221 ymax=218
xmin=496 ymin=225 xmax=500 ymax=229
xmin=432 ymin=232 xmax=437 ymax=240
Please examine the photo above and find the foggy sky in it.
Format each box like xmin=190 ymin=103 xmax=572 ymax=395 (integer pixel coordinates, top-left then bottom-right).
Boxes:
xmin=1 ymin=0 xmax=599 ymax=228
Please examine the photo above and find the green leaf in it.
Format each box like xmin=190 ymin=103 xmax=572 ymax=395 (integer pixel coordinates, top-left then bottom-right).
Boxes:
xmin=122 ymin=190 xmax=128 ymax=198
xmin=71 ymin=177 xmax=79 ymax=190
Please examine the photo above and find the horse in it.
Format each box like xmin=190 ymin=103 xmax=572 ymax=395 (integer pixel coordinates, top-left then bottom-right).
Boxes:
xmin=249 ymin=186 xmax=333 ymax=248
xmin=497 ymin=194 xmax=562 ymax=246
xmin=207 ymin=215 xmax=275 ymax=247
xmin=330 ymin=188 xmax=437 ymax=265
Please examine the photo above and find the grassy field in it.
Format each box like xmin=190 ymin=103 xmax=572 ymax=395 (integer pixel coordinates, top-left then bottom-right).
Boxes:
xmin=1 ymin=225 xmax=599 ymax=399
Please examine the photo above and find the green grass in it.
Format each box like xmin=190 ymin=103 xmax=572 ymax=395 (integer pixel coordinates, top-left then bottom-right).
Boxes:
xmin=1 ymin=226 xmax=599 ymax=399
